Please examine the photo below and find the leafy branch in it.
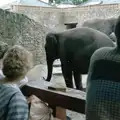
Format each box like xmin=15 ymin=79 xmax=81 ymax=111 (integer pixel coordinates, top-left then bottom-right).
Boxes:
xmin=49 ymin=0 xmax=88 ymax=5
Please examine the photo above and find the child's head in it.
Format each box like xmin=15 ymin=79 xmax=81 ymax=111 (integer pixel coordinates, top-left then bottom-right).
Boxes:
xmin=2 ymin=45 xmax=33 ymax=81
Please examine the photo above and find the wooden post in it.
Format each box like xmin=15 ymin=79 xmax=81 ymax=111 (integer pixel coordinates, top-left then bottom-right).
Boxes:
xmin=56 ymin=107 xmax=66 ymax=120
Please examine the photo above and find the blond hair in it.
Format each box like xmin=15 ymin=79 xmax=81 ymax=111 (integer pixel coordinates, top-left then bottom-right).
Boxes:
xmin=2 ymin=45 xmax=33 ymax=80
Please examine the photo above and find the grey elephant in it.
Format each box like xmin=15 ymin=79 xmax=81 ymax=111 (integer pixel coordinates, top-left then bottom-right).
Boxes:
xmin=109 ymin=32 xmax=117 ymax=43
xmin=45 ymin=27 xmax=115 ymax=90
xmin=82 ymin=18 xmax=117 ymax=41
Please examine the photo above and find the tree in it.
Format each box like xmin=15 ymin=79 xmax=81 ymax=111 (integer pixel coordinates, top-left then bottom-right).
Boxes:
xmin=49 ymin=0 xmax=53 ymax=3
xmin=49 ymin=0 xmax=88 ymax=5
xmin=72 ymin=0 xmax=88 ymax=5
xmin=54 ymin=0 xmax=62 ymax=4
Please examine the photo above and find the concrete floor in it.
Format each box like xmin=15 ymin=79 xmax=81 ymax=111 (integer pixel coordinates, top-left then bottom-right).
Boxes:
xmin=26 ymin=63 xmax=86 ymax=120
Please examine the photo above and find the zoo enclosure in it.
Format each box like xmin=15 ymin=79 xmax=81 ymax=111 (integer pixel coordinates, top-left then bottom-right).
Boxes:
xmin=8 ymin=4 xmax=120 ymax=64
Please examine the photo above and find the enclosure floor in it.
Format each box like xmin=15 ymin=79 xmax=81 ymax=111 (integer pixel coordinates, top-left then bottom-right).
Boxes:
xmin=27 ymin=63 xmax=87 ymax=120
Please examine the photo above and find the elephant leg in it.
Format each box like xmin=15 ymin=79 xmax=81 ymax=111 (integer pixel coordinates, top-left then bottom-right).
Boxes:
xmin=73 ymin=71 xmax=83 ymax=90
xmin=46 ymin=59 xmax=54 ymax=82
xmin=61 ymin=62 xmax=73 ymax=88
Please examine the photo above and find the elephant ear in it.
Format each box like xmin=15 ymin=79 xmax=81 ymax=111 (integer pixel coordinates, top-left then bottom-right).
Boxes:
xmin=45 ymin=33 xmax=58 ymax=58
xmin=45 ymin=33 xmax=57 ymax=49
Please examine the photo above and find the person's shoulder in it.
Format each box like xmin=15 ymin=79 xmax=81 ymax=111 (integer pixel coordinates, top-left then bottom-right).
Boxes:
xmin=0 ymin=84 xmax=20 ymax=96
xmin=8 ymin=88 xmax=27 ymax=107
xmin=7 ymin=89 xmax=28 ymax=120
xmin=12 ymin=91 xmax=27 ymax=102
xmin=94 ymin=46 xmax=113 ymax=55
xmin=91 ymin=47 xmax=115 ymax=61
xmin=0 ymin=84 xmax=21 ymax=105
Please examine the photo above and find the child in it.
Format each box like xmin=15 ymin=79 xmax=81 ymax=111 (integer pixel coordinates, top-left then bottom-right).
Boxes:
xmin=0 ymin=45 xmax=33 ymax=120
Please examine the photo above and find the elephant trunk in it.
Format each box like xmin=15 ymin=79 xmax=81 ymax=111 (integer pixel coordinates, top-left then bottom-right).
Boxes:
xmin=46 ymin=58 xmax=54 ymax=82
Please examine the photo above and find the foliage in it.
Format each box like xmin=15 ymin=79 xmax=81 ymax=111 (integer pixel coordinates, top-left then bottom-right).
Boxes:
xmin=72 ymin=0 xmax=82 ymax=5
xmin=50 ymin=0 xmax=88 ymax=5
xmin=72 ymin=0 xmax=88 ymax=5
xmin=54 ymin=0 xmax=61 ymax=4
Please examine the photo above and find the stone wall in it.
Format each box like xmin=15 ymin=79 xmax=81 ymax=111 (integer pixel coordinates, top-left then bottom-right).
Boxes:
xmin=0 ymin=9 xmax=49 ymax=65
xmin=11 ymin=5 xmax=65 ymax=32
xmin=64 ymin=4 xmax=120 ymax=27
xmin=8 ymin=4 xmax=120 ymax=65
xmin=11 ymin=4 xmax=120 ymax=31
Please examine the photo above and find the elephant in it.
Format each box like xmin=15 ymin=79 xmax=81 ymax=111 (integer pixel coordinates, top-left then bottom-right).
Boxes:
xmin=82 ymin=18 xmax=117 ymax=41
xmin=45 ymin=27 xmax=115 ymax=90
xmin=109 ymin=32 xmax=117 ymax=43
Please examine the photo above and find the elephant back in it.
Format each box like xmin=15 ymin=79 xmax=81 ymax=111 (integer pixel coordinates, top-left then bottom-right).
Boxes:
xmin=59 ymin=27 xmax=115 ymax=58
xmin=92 ymin=28 xmax=115 ymax=48
xmin=62 ymin=27 xmax=114 ymax=46
xmin=82 ymin=18 xmax=117 ymax=36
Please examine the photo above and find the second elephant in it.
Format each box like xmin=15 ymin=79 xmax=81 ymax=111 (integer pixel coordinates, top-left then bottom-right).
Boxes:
xmin=45 ymin=27 xmax=115 ymax=90
xmin=82 ymin=18 xmax=117 ymax=41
